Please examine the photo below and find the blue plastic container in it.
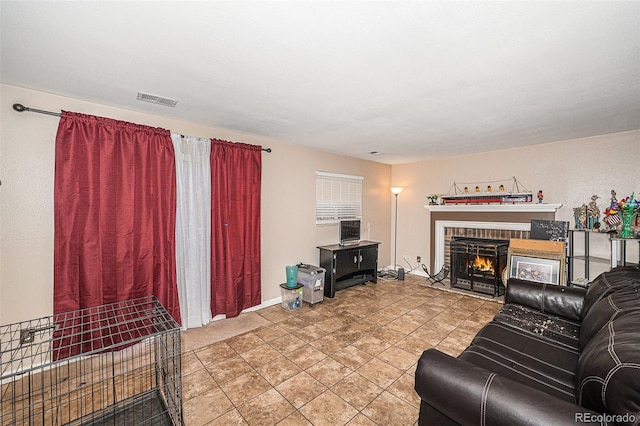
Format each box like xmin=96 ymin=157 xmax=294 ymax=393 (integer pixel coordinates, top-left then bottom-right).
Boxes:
xmin=285 ymin=265 xmax=298 ymax=288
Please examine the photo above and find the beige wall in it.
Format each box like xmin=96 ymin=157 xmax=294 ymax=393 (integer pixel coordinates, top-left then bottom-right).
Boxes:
xmin=0 ymin=84 xmax=392 ymax=324
xmin=391 ymin=130 xmax=639 ymax=277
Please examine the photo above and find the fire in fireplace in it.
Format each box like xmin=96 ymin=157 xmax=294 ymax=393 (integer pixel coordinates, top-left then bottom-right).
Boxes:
xmin=450 ymin=237 xmax=509 ymax=296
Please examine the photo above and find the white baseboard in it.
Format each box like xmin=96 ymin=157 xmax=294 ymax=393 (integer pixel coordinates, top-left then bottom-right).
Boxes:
xmin=209 ymin=296 xmax=282 ymax=322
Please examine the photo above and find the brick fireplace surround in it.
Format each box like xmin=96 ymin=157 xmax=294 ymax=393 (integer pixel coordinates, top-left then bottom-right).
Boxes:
xmin=426 ymin=204 xmax=563 ymax=274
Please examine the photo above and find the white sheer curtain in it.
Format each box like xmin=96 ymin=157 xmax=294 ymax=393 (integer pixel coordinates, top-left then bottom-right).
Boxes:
xmin=171 ymin=134 xmax=212 ymax=329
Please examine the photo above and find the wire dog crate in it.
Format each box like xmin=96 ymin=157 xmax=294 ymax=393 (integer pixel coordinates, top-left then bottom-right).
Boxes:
xmin=1 ymin=296 xmax=182 ymax=425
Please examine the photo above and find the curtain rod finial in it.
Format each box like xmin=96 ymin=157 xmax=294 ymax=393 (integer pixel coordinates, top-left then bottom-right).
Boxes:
xmin=13 ymin=103 xmax=27 ymax=112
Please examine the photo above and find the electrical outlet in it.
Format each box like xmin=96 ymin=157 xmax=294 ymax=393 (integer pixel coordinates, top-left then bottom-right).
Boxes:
xmin=416 ymin=256 xmax=421 ymax=263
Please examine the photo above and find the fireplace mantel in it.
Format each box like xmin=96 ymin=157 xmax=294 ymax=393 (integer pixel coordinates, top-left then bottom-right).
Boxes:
xmin=425 ymin=203 xmax=562 ymax=213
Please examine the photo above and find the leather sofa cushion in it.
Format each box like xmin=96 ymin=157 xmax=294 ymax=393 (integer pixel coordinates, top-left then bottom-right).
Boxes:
xmin=579 ymin=284 xmax=640 ymax=351
xmin=459 ymin=322 xmax=579 ymax=402
xmin=581 ymin=267 xmax=640 ymax=320
xmin=494 ymin=303 xmax=580 ymax=349
xmin=506 ymin=279 xmax=586 ymax=322
xmin=575 ymin=309 xmax=640 ymax=425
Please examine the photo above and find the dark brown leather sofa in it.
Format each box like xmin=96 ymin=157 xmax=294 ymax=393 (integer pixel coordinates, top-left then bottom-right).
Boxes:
xmin=415 ymin=266 xmax=640 ymax=425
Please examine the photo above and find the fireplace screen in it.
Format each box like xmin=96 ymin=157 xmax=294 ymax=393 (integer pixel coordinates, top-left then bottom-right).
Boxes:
xmin=450 ymin=237 xmax=509 ymax=296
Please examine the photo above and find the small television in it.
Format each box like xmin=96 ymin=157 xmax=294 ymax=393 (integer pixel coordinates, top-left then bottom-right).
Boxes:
xmin=339 ymin=219 xmax=361 ymax=245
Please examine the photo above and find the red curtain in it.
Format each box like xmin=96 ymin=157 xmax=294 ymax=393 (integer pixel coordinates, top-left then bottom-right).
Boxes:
xmin=210 ymin=139 xmax=262 ymax=318
xmin=53 ymin=111 xmax=181 ymax=357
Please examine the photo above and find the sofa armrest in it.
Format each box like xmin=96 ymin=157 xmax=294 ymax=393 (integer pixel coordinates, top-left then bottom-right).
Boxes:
xmin=505 ymin=278 xmax=587 ymax=321
xmin=415 ymin=349 xmax=599 ymax=426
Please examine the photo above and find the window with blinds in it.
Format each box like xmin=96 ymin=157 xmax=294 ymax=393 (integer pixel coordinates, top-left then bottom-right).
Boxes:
xmin=316 ymin=172 xmax=363 ymax=224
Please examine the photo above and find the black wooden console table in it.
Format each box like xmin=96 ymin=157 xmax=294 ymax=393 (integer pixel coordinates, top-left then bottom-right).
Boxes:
xmin=317 ymin=241 xmax=380 ymax=298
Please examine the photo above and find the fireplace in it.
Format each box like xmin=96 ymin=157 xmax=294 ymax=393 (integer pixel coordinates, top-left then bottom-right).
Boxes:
xmin=450 ymin=237 xmax=509 ymax=297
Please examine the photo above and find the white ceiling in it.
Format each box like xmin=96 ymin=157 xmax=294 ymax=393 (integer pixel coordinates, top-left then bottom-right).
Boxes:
xmin=2 ymin=1 xmax=639 ymax=165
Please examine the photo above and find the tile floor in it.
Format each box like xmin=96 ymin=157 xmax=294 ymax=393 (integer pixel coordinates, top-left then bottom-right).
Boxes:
xmin=180 ymin=275 xmax=503 ymax=425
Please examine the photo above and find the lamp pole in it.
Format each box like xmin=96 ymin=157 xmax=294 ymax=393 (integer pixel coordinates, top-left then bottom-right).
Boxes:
xmin=390 ymin=187 xmax=403 ymax=272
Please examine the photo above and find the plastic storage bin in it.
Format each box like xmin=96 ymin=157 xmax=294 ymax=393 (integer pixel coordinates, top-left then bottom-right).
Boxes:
xmin=297 ymin=264 xmax=325 ymax=306
xmin=279 ymin=283 xmax=303 ymax=311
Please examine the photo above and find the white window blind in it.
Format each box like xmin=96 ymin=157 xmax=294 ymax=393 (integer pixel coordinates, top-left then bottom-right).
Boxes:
xmin=316 ymin=172 xmax=363 ymax=224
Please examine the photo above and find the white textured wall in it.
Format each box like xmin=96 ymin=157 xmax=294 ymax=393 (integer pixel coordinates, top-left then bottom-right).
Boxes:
xmin=0 ymin=84 xmax=392 ymax=324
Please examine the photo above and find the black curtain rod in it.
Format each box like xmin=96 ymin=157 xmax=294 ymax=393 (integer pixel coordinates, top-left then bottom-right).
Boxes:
xmin=12 ymin=103 xmax=272 ymax=153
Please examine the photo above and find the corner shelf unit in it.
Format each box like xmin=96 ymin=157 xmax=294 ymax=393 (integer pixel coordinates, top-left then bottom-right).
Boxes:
xmin=568 ymin=230 xmax=640 ymax=285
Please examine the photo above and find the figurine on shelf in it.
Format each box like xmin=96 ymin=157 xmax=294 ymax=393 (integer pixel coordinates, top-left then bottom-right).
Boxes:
xmin=587 ymin=195 xmax=600 ymax=230
xmin=537 ymin=190 xmax=544 ymax=204
xmin=475 ymin=186 xmax=480 ymax=193
xmin=499 ymin=184 xmax=505 ymax=192
xmin=579 ymin=204 xmax=588 ymax=230
xmin=487 ymin=185 xmax=492 ymax=192
xmin=427 ymin=195 xmax=439 ymax=205
xmin=603 ymin=189 xmax=621 ymax=232
xmin=574 ymin=207 xmax=582 ymax=229
xmin=464 ymin=187 xmax=469 ymax=193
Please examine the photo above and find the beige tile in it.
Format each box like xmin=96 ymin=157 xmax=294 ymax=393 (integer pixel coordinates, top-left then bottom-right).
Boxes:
xmin=364 ymin=311 xmax=396 ymax=327
xmin=314 ymin=317 xmax=348 ymax=333
xmin=237 ymin=388 xmax=295 ymax=426
xmin=206 ymin=355 xmax=254 ymax=385
xmin=299 ymin=390 xmax=358 ymax=426
xmin=345 ymin=319 xmax=378 ymax=334
xmin=376 ymin=346 xmax=419 ymax=371
xmin=219 ymin=370 xmax=272 ymax=407
xmin=172 ymin=277 xmax=500 ymax=425
xmin=276 ymin=316 xmax=310 ymax=333
xmin=351 ymin=335 xmax=391 ymax=356
xmin=332 ymin=327 xmax=367 ymax=345
xmin=206 ymin=408 xmax=248 ymax=425
xmin=296 ymin=324 xmax=327 ymax=342
xmin=378 ymin=304 xmax=411 ymax=318
xmin=361 ymin=391 xmax=420 ymax=426
xmin=195 ymin=342 xmax=238 ymax=367
xmin=240 ymin=344 xmax=282 ymax=368
xmin=183 ymin=387 xmax=234 ymax=426
xmin=331 ymin=372 xmax=384 ymax=410
xmin=346 ymin=413 xmax=379 ymax=426
xmin=182 ymin=368 xmax=219 ymax=401
xmin=330 ymin=345 xmax=373 ymax=370
xmin=356 ymin=358 xmax=403 ymax=389
xmin=285 ymin=344 xmax=327 ymax=369
xmin=435 ymin=338 xmax=467 ymax=358
xmin=394 ymin=334 xmax=432 ymax=357
xmin=275 ymin=372 xmax=327 ymax=409
xmin=370 ymin=327 xmax=406 ymax=344
xmin=256 ymin=355 xmax=301 ymax=386
xmin=309 ymin=334 xmax=350 ymax=354
xmin=252 ymin=324 xmax=289 ymax=342
xmin=386 ymin=316 xmax=421 ymax=334
xmin=276 ymin=410 xmax=313 ymax=425
xmin=387 ymin=372 xmax=421 ymax=408
xmin=182 ymin=351 xmax=205 ymax=376
xmin=306 ymin=357 xmax=352 ymax=387
xmin=362 ymin=391 xmax=419 ymax=426
xmin=269 ymin=335 xmax=307 ymax=354
xmin=226 ymin=332 xmax=266 ymax=354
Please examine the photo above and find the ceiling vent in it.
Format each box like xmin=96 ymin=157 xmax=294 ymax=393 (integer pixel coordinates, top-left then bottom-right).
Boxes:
xmin=136 ymin=92 xmax=178 ymax=107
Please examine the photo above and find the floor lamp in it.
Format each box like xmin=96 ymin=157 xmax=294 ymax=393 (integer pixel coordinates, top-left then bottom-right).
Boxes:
xmin=390 ymin=187 xmax=403 ymax=275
